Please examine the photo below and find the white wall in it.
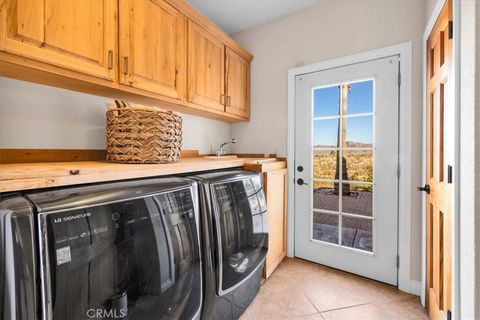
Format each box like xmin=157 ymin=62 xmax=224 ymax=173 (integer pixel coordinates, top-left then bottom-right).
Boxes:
xmin=459 ymin=0 xmax=480 ymax=317
xmin=231 ymin=0 xmax=426 ymax=281
xmin=0 ymin=77 xmax=231 ymax=154
xmin=426 ymin=0 xmax=442 ymax=21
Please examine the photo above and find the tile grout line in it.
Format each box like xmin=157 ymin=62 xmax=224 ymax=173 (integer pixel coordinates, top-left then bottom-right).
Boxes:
xmin=318 ymin=301 xmax=375 ymax=315
xmin=317 ymin=294 xmax=418 ymax=316
xmin=252 ymin=259 xmax=426 ymax=319
xmin=245 ymin=308 xmax=253 ymax=320
xmin=302 ymin=290 xmax=322 ymax=315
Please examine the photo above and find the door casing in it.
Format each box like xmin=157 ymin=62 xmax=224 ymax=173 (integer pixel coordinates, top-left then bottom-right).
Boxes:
xmin=287 ymin=42 xmax=414 ymax=294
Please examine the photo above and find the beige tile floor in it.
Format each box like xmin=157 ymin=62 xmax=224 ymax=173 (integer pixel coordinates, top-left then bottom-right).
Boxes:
xmin=240 ymin=258 xmax=428 ymax=320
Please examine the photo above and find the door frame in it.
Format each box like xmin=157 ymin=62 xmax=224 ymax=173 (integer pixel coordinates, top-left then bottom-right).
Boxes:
xmin=422 ymin=0 xmax=460 ymax=317
xmin=287 ymin=42 xmax=414 ymax=293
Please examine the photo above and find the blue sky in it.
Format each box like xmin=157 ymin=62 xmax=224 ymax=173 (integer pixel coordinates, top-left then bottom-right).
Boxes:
xmin=313 ymin=80 xmax=373 ymax=147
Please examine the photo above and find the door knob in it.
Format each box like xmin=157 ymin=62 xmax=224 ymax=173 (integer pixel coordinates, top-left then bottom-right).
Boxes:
xmin=297 ymin=178 xmax=308 ymax=186
xmin=297 ymin=166 xmax=304 ymax=172
xmin=417 ymin=184 xmax=430 ymax=194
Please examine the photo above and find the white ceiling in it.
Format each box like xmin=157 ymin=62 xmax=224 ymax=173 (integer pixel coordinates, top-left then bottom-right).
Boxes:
xmin=187 ymin=0 xmax=321 ymax=34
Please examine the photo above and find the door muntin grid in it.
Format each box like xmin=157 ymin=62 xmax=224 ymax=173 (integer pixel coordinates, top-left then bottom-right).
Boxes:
xmin=310 ymin=78 xmax=375 ymax=253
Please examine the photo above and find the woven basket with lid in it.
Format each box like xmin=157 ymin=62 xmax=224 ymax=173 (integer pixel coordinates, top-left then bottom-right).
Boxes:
xmin=106 ymin=100 xmax=182 ymax=164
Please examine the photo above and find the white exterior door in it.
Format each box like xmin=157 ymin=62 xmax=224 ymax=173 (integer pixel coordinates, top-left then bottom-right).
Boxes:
xmin=294 ymin=56 xmax=400 ymax=285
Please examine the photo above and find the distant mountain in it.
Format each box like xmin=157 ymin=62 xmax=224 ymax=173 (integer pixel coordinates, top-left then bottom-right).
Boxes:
xmin=345 ymin=141 xmax=372 ymax=148
xmin=313 ymin=141 xmax=373 ymax=148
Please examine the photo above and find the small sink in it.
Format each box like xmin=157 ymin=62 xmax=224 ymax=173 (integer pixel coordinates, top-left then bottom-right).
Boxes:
xmin=203 ymin=155 xmax=238 ymax=160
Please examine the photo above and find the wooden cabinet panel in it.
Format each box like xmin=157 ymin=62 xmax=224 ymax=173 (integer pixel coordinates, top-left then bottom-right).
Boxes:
xmin=264 ymin=168 xmax=288 ymax=278
xmin=119 ymin=0 xmax=185 ymax=100
xmin=0 ymin=0 xmax=252 ymax=122
xmin=0 ymin=0 xmax=116 ymax=80
xmin=187 ymin=20 xmax=225 ymax=112
xmin=226 ymin=47 xmax=250 ymax=119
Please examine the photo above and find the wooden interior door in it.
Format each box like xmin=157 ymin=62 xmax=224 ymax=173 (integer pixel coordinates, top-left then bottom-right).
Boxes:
xmin=0 ymin=0 xmax=116 ymax=80
xmin=187 ymin=20 xmax=225 ymax=112
xmin=119 ymin=0 xmax=185 ymax=100
xmin=425 ymin=0 xmax=453 ymax=319
xmin=225 ymin=47 xmax=250 ymax=118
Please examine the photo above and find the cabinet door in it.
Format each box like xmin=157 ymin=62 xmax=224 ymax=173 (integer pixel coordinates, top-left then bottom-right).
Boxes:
xmin=264 ymin=169 xmax=288 ymax=278
xmin=187 ymin=21 xmax=225 ymax=112
xmin=119 ymin=0 xmax=185 ymax=100
xmin=0 ymin=0 xmax=116 ymax=80
xmin=225 ymin=47 xmax=250 ymax=119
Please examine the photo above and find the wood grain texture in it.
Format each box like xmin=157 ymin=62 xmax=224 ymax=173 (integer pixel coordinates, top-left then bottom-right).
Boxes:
xmin=263 ymin=168 xmax=288 ymax=278
xmin=187 ymin=20 xmax=225 ymax=112
xmin=0 ymin=56 xmax=245 ymax=122
xmin=0 ymin=157 xmax=283 ymax=192
xmin=225 ymin=47 xmax=250 ymax=119
xmin=119 ymin=0 xmax=186 ymax=100
xmin=243 ymin=160 xmax=287 ymax=173
xmin=0 ymin=149 xmax=200 ymax=163
xmin=163 ymin=0 xmax=252 ymax=62
xmin=426 ymin=1 xmax=452 ymax=319
xmin=0 ymin=0 xmax=251 ymax=122
xmin=245 ymin=163 xmax=288 ymax=279
xmin=0 ymin=0 xmax=117 ymax=81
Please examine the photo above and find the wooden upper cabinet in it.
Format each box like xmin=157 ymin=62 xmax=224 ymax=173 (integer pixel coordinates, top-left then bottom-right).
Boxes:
xmin=0 ymin=0 xmax=252 ymax=121
xmin=187 ymin=20 xmax=225 ymax=112
xmin=119 ymin=0 xmax=186 ymax=100
xmin=225 ymin=47 xmax=250 ymax=119
xmin=0 ymin=0 xmax=117 ymax=80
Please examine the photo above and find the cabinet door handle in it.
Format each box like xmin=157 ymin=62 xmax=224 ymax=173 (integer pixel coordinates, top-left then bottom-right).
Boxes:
xmin=107 ymin=50 xmax=113 ymax=70
xmin=226 ymin=96 xmax=231 ymax=106
xmin=123 ymin=57 xmax=128 ymax=75
xmin=220 ymin=94 xmax=225 ymax=105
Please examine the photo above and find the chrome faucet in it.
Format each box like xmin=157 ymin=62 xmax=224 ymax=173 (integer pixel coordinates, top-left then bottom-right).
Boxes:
xmin=216 ymin=138 xmax=237 ymax=156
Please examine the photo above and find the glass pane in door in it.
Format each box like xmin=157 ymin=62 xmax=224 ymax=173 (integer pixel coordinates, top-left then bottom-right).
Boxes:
xmin=342 ymin=183 xmax=373 ymax=216
xmin=314 ymin=86 xmax=340 ymax=117
xmin=345 ymin=116 xmax=373 ymax=146
xmin=311 ymin=80 xmax=375 ymax=252
xmin=345 ymin=80 xmax=374 ymax=114
xmin=313 ymin=150 xmax=338 ymax=180
xmin=344 ymin=150 xmax=373 ymax=182
xmin=312 ymin=212 xmax=339 ymax=244
xmin=313 ymin=181 xmax=339 ymax=212
xmin=313 ymin=119 xmax=339 ymax=147
xmin=342 ymin=216 xmax=373 ymax=252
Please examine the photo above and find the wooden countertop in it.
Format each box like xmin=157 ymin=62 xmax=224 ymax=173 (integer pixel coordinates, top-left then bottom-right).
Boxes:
xmin=0 ymin=157 xmax=286 ymax=193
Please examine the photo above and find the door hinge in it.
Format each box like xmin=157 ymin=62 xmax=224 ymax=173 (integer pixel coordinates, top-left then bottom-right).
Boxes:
xmin=396 ymin=255 xmax=400 ymax=268
xmin=447 ymin=165 xmax=453 ymax=184
xmin=397 ymin=164 xmax=401 ymax=178
xmin=447 ymin=309 xmax=452 ymax=320
xmin=448 ymin=21 xmax=453 ymax=39
xmin=397 ymin=72 xmax=402 ymax=87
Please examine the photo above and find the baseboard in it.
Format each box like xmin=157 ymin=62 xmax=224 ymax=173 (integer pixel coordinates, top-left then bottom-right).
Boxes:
xmin=409 ymin=279 xmax=422 ymax=297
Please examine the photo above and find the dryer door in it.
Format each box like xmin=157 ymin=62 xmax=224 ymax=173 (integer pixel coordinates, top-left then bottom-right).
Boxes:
xmin=211 ymin=175 xmax=268 ymax=295
xmin=40 ymin=187 xmax=201 ymax=320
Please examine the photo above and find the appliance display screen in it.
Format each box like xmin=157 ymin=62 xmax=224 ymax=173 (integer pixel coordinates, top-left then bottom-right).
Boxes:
xmin=44 ymin=189 xmax=201 ymax=320
xmin=212 ymin=176 xmax=268 ymax=292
